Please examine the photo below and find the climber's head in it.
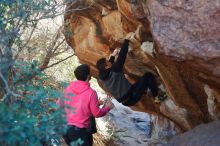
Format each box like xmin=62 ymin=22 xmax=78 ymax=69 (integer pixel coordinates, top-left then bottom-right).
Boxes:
xmin=96 ymin=58 xmax=112 ymax=72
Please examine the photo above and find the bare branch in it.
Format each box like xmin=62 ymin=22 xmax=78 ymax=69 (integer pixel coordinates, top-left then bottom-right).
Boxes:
xmin=46 ymin=26 xmax=63 ymax=53
xmin=44 ymin=54 xmax=75 ymax=70
xmin=51 ymin=48 xmax=68 ymax=57
xmin=0 ymin=72 xmax=20 ymax=102
xmin=14 ymin=22 xmax=38 ymax=60
xmin=26 ymin=1 xmax=95 ymax=23
xmin=0 ymin=48 xmax=2 ymax=56
xmin=52 ymin=39 xmax=65 ymax=54
xmin=20 ymin=23 xmax=38 ymax=48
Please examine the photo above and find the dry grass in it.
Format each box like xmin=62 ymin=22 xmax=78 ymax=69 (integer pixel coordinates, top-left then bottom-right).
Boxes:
xmin=93 ymin=133 xmax=119 ymax=146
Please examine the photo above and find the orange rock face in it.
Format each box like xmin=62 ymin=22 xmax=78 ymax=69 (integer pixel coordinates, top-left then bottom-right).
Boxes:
xmin=64 ymin=0 xmax=220 ymax=131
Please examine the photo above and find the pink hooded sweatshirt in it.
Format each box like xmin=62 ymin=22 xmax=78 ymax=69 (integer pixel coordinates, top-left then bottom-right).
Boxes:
xmin=57 ymin=80 xmax=110 ymax=128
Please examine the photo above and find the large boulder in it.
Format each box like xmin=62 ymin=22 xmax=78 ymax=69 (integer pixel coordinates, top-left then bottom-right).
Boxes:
xmin=167 ymin=120 xmax=220 ymax=146
xmin=64 ymin=0 xmax=220 ymax=131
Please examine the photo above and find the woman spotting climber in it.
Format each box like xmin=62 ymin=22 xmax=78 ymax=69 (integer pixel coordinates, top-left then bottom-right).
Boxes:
xmin=96 ymin=39 xmax=167 ymax=106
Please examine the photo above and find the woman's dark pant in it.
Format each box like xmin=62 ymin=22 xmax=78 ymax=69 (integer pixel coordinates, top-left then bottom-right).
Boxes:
xmin=122 ymin=72 xmax=158 ymax=106
xmin=63 ymin=125 xmax=93 ymax=146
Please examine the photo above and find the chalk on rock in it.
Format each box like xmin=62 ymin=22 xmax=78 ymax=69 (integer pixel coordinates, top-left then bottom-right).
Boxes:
xmin=141 ymin=41 xmax=154 ymax=56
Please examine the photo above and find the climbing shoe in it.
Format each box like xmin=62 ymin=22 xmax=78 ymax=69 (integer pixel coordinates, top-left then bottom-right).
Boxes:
xmin=154 ymin=93 xmax=167 ymax=104
xmin=154 ymin=97 xmax=161 ymax=104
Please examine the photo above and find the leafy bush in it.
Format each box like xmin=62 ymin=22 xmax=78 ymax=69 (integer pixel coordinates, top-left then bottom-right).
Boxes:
xmin=0 ymin=0 xmax=73 ymax=145
xmin=0 ymin=60 xmax=67 ymax=146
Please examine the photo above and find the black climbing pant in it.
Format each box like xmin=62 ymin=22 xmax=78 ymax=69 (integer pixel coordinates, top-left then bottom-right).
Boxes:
xmin=120 ymin=72 xmax=159 ymax=106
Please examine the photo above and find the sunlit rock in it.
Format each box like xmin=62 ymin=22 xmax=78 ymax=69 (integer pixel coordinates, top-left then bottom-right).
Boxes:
xmin=204 ymin=85 xmax=220 ymax=120
xmin=64 ymin=0 xmax=220 ymax=132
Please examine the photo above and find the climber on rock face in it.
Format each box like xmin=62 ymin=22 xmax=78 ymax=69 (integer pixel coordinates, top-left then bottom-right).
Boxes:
xmin=96 ymin=39 xmax=167 ymax=106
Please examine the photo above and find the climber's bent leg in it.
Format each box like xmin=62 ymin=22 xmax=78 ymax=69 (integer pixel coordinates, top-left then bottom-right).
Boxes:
xmin=142 ymin=72 xmax=158 ymax=97
xmin=122 ymin=72 xmax=159 ymax=106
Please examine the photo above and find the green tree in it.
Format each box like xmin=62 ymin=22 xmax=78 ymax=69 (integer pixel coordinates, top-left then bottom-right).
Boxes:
xmin=0 ymin=0 xmax=88 ymax=145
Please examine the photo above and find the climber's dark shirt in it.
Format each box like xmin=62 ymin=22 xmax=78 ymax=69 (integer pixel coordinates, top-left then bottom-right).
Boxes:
xmin=99 ymin=39 xmax=132 ymax=100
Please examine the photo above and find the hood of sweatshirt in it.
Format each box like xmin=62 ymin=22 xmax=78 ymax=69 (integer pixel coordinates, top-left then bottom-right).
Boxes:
xmin=66 ymin=80 xmax=90 ymax=95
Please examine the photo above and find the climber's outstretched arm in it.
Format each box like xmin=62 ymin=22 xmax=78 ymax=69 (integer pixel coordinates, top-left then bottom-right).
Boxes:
xmin=111 ymin=39 xmax=129 ymax=72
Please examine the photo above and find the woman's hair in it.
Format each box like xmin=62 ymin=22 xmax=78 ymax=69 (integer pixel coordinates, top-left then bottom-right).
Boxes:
xmin=74 ymin=64 xmax=90 ymax=81
xmin=96 ymin=58 xmax=106 ymax=72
